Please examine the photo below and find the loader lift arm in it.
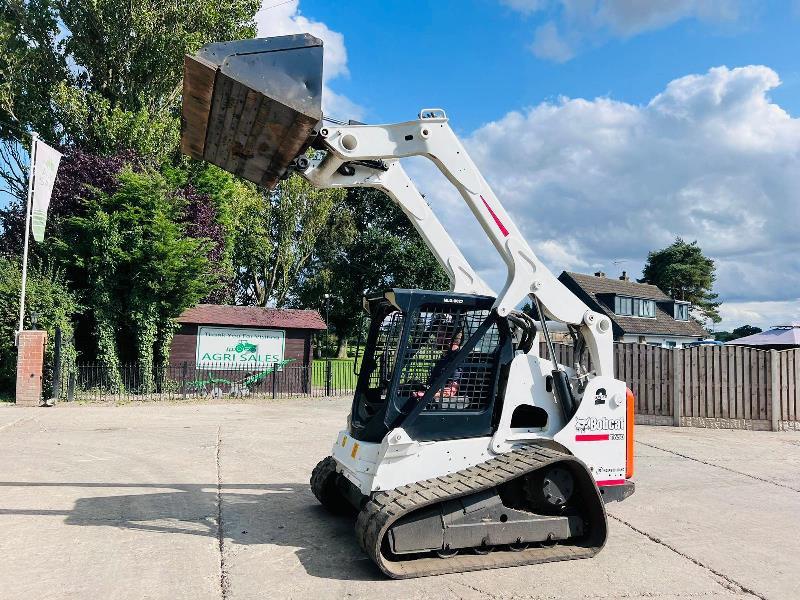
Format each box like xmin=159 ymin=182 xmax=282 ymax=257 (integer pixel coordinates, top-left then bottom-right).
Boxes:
xmin=303 ymin=157 xmax=494 ymax=297
xmin=301 ymin=110 xmax=614 ymax=377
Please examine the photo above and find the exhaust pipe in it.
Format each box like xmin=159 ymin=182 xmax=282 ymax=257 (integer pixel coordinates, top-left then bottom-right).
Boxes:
xmin=181 ymin=34 xmax=324 ymax=190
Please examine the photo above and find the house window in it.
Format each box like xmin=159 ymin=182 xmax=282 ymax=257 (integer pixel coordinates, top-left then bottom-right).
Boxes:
xmin=615 ymin=296 xmax=633 ymax=315
xmin=674 ymin=303 xmax=689 ymax=321
xmin=636 ymin=298 xmax=655 ymax=317
xmin=615 ymin=296 xmax=655 ymax=317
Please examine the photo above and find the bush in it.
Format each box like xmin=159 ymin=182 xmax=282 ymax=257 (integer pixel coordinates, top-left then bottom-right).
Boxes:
xmin=0 ymin=257 xmax=79 ymax=396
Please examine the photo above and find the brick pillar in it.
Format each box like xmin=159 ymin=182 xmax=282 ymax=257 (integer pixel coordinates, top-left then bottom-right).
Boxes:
xmin=15 ymin=331 xmax=48 ymax=407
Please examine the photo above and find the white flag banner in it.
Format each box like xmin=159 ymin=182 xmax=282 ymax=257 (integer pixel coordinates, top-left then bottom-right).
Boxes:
xmin=30 ymin=139 xmax=62 ymax=242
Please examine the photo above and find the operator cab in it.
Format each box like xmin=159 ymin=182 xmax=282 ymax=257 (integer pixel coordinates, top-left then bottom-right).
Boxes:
xmin=349 ymin=289 xmax=514 ymax=443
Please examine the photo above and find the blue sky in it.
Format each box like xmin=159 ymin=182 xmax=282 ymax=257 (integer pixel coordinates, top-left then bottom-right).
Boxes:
xmin=298 ymin=0 xmax=800 ymax=130
xmin=258 ymin=0 xmax=800 ymax=330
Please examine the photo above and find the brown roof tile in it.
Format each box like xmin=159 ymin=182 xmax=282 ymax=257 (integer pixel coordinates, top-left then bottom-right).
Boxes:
xmin=608 ymin=312 xmax=706 ymax=337
xmin=565 ymin=271 xmax=670 ymax=300
xmin=177 ymin=304 xmax=326 ymax=330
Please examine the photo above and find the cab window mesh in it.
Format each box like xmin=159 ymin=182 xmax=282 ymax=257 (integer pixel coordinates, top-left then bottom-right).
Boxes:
xmin=366 ymin=310 xmax=405 ymax=395
xmin=395 ymin=306 xmax=501 ymax=413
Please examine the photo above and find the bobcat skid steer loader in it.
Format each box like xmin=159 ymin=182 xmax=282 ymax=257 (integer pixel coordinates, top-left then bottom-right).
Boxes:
xmin=181 ymin=33 xmax=635 ymax=579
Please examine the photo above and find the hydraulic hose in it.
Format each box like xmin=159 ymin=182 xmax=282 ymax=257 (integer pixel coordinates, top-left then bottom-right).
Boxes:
xmin=534 ymin=296 xmax=577 ymax=421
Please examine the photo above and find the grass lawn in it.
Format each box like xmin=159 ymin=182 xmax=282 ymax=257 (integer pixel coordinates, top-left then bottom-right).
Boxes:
xmin=311 ymin=357 xmax=362 ymax=390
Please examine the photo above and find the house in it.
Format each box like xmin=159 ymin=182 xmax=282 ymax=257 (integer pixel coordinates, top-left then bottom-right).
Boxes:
xmin=558 ymin=271 xmax=707 ymax=348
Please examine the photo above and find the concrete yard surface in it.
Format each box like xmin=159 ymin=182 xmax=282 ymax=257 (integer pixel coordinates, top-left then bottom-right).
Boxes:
xmin=0 ymin=399 xmax=798 ymax=600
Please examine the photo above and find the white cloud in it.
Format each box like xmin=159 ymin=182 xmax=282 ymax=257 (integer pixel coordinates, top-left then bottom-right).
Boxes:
xmin=535 ymin=239 xmax=591 ymax=271
xmin=718 ymin=301 xmax=800 ymax=331
xmin=504 ymin=0 xmax=746 ymax=61
xmin=531 ymin=22 xmax=575 ymax=62
xmin=594 ymin=0 xmax=741 ymax=36
xmin=409 ymin=65 xmax=800 ymax=330
xmin=322 ymin=89 xmax=366 ymax=123
xmin=500 ymin=0 xmax=549 ymax=14
xmin=254 ymin=0 xmax=364 ymax=120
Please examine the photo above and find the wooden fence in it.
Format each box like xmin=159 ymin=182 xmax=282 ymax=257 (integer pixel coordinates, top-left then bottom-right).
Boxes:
xmin=540 ymin=342 xmax=800 ymax=430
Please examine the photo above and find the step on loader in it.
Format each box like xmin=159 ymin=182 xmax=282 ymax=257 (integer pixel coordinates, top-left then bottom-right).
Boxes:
xmin=181 ymin=33 xmax=635 ymax=579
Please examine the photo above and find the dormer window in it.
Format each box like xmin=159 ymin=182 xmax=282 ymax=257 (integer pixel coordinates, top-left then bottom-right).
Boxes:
xmin=674 ymin=302 xmax=689 ymax=321
xmin=615 ymin=296 xmax=655 ymax=318
xmin=614 ymin=296 xmax=632 ymax=315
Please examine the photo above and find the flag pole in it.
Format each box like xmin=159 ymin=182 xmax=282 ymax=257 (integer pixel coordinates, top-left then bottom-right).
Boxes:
xmin=16 ymin=131 xmax=38 ymax=346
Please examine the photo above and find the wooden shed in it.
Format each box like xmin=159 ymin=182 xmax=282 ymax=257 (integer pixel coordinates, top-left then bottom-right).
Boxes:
xmin=170 ymin=304 xmax=325 ymax=367
xmin=168 ymin=305 xmax=326 ymax=396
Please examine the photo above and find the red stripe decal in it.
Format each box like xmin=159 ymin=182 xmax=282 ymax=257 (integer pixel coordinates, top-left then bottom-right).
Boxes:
xmin=575 ymin=434 xmax=609 ymax=441
xmin=596 ymin=479 xmax=626 ymax=486
xmin=480 ymin=195 xmax=509 ymax=237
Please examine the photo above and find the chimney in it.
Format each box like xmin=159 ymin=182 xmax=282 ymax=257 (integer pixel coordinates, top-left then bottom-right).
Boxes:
xmin=594 ymin=271 xmax=606 ymax=278
xmin=619 ymin=271 xmax=629 ymax=281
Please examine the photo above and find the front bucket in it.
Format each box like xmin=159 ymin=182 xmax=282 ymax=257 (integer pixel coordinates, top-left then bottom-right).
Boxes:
xmin=181 ymin=34 xmax=323 ymax=189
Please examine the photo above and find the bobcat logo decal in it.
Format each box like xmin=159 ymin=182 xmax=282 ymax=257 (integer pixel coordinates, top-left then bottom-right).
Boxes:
xmin=575 ymin=416 xmax=624 ymax=433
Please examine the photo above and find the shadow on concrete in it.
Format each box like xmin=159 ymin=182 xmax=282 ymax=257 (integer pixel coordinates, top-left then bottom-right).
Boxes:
xmin=0 ymin=481 xmax=382 ymax=581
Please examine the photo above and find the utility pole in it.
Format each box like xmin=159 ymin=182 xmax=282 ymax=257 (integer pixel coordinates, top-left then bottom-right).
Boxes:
xmin=16 ymin=131 xmax=38 ymax=345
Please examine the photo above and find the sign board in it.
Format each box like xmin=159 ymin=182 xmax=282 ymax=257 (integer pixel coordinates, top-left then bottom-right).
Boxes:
xmin=196 ymin=326 xmax=286 ymax=369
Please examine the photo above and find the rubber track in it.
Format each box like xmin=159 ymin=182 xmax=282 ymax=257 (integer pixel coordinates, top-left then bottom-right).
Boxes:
xmin=354 ymin=444 xmax=608 ymax=579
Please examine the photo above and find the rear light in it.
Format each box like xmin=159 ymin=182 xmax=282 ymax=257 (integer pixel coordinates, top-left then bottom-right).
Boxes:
xmin=626 ymin=387 xmax=635 ymax=478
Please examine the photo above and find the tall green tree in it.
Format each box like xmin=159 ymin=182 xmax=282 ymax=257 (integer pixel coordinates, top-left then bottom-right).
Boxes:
xmin=55 ymin=168 xmax=215 ymax=390
xmin=298 ymin=188 xmax=450 ymax=358
xmin=57 ymin=0 xmax=258 ymax=113
xmin=640 ymin=237 xmax=721 ymax=323
xmin=0 ymin=0 xmax=66 ymax=199
xmin=714 ymin=325 xmax=762 ymax=342
xmin=230 ymin=176 xmax=347 ymax=308
xmin=0 ymin=0 xmax=260 ymax=198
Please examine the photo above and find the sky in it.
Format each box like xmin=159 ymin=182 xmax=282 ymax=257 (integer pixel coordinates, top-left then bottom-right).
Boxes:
xmin=256 ymin=0 xmax=800 ymax=331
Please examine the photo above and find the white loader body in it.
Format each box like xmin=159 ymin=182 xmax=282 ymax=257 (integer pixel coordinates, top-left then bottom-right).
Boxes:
xmin=333 ymin=356 xmax=629 ymax=497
